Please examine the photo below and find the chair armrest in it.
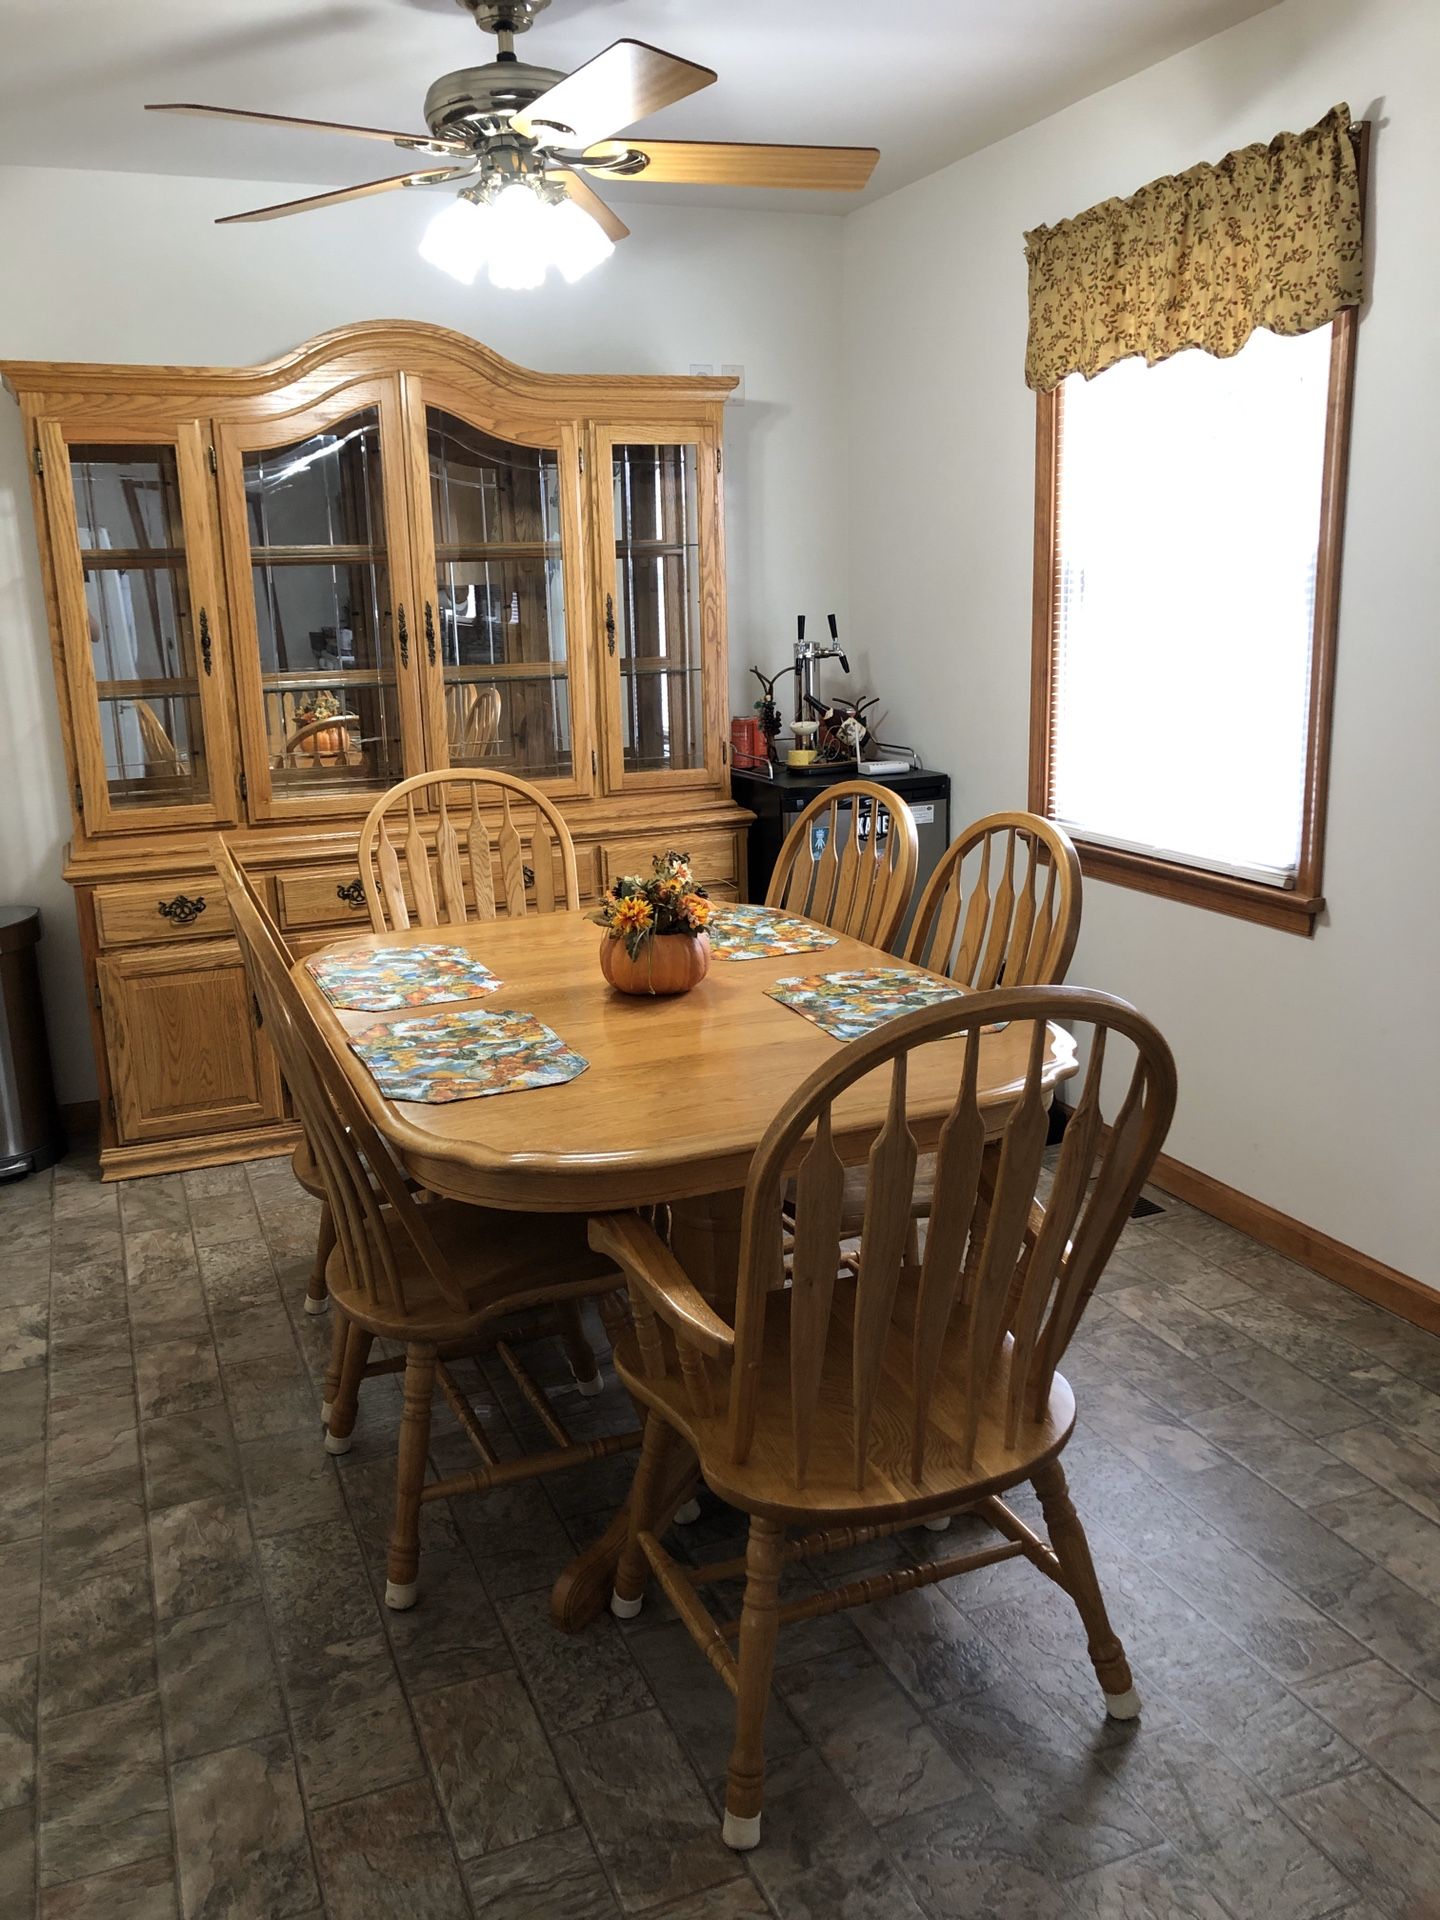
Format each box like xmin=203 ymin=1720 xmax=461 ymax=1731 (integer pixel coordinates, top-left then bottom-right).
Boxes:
xmin=588 ymin=1212 xmax=735 ymax=1360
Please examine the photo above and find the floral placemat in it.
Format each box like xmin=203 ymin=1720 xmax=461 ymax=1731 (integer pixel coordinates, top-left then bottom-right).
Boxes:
xmin=705 ymin=902 xmax=840 ymax=962
xmin=767 ymin=967 xmax=966 ymax=1042
xmin=307 ymin=944 xmax=501 ymax=1012
xmin=349 ymin=1007 xmax=587 ymax=1104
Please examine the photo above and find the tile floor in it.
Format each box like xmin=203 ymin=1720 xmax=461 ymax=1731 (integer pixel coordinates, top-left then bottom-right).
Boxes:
xmin=2 ymin=1150 xmax=1439 ymax=1918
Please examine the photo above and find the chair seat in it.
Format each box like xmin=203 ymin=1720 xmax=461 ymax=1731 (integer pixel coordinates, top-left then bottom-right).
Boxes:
xmin=837 ymin=1153 xmax=936 ymax=1233
xmin=834 ymin=1155 xmax=1046 ymax=1249
xmin=614 ymin=1277 xmax=1074 ymax=1524
xmin=327 ymin=1200 xmax=617 ymax=1343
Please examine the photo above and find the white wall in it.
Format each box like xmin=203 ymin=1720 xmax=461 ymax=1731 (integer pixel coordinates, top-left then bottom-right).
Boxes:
xmin=0 ymin=166 xmax=847 ymax=1101
xmin=842 ymin=0 xmax=1440 ymax=1281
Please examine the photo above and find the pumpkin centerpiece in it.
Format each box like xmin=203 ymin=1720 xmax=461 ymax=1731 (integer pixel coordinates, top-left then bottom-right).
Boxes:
xmin=594 ymin=851 xmax=712 ymax=997
xmin=297 ymin=687 xmax=350 ymax=759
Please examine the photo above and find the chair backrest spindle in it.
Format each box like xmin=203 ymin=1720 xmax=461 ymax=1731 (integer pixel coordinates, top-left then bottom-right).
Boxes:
xmin=765 ymin=781 xmax=919 ymax=950
xmin=356 ymin=770 xmax=581 ymax=934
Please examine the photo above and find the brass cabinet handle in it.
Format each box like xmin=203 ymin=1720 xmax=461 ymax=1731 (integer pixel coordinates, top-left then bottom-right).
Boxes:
xmin=397 ymin=604 xmax=410 ymax=669
xmin=605 ymin=592 xmax=616 ymax=656
xmin=336 ymin=879 xmax=366 ymax=910
xmin=199 ymin=608 xmax=213 ymax=677
xmin=424 ymin=600 xmax=437 ymax=668
xmin=158 ymin=893 xmax=206 ymax=926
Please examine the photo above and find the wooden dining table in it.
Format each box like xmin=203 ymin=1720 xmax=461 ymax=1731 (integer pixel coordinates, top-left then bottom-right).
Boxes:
xmin=292 ymin=906 xmax=1079 ymax=1629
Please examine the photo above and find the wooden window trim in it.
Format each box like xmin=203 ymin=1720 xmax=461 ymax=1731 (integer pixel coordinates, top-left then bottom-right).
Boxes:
xmin=1028 ymin=301 xmax=1360 ymax=940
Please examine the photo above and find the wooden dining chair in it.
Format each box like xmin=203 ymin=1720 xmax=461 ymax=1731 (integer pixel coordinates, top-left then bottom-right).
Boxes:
xmin=133 ymin=699 xmax=183 ymax=779
xmin=835 ymin=811 xmax=1084 ymax=1244
xmin=211 ymin=846 xmax=334 ymax=1318
xmin=356 ymin=768 xmax=581 ymax=932
xmin=215 ymin=838 xmax=638 ymax=1609
xmin=905 ymin=810 xmax=1082 ymax=988
xmin=764 ymin=780 xmax=919 ymax=949
xmin=447 ymin=682 xmax=503 ymax=761
xmin=590 ymin=984 xmax=1176 ymax=1850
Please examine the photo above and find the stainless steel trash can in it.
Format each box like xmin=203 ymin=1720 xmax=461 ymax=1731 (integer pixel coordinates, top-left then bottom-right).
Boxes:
xmin=0 ymin=907 xmax=66 ymax=1178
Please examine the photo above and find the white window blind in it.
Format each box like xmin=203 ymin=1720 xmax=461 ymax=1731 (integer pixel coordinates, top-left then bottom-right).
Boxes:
xmin=1050 ymin=324 xmax=1333 ymax=886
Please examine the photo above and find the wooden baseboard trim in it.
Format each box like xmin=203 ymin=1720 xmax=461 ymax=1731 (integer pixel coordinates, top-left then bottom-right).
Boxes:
xmin=98 ymin=1122 xmax=300 ymax=1183
xmin=1148 ymin=1150 xmax=1438 ymax=1335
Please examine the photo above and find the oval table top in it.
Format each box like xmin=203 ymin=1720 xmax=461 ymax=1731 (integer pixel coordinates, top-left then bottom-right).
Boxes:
xmin=290 ymin=908 xmax=1079 ymax=1211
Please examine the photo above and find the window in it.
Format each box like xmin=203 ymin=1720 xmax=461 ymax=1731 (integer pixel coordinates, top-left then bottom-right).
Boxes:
xmin=1030 ymin=311 xmax=1356 ymax=932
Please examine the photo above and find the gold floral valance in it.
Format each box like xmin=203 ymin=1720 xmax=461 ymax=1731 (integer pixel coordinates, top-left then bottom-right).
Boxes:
xmin=1023 ymin=104 xmax=1363 ymax=391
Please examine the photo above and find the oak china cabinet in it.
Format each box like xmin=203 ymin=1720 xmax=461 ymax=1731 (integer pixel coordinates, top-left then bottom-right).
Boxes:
xmin=3 ymin=322 xmax=744 ymax=1177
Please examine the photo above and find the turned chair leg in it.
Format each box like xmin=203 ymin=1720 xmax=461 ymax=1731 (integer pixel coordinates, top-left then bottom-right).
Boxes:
xmin=385 ymin=1342 xmax=438 ymax=1611
xmin=325 ymin=1325 xmax=373 ymax=1456
xmin=723 ymin=1515 xmax=786 ymax=1850
xmin=557 ymin=1300 xmax=603 ymax=1397
xmin=321 ymin=1310 xmax=349 ymax=1424
xmin=305 ymin=1201 xmax=335 ymax=1316
xmin=1033 ymin=1456 xmax=1140 ymax=1719
xmin=611 ymin=1413 xmax=674 ymax=1619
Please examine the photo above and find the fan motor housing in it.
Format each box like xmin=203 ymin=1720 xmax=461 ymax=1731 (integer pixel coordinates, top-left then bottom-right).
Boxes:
xmin=424 ymin=62 xmax=568 ymax=141
xmin=460 ymin=0 xmax=553 ymax=32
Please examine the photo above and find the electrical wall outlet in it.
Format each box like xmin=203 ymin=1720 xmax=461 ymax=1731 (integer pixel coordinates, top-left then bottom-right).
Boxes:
xmin=689 ymin=362 xmax=716 ymax=377
xmin=721 ymin=362 xmax=746 ymax=403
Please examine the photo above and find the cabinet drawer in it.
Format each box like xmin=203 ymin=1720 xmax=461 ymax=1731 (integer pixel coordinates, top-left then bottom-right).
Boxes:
xmin=278 ymin=846 xmax=590 ymax=932
xmin=274 ymin=867 xmax=377 ymax=932
xmin=94 ymin=879 xmax=233 ymax=948
xmin=596 ymin=832 xmax=739 ymax=896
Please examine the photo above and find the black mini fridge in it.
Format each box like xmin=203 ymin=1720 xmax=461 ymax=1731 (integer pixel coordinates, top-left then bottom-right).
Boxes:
xmin=730 ymin=763 xmax=951 ymax=947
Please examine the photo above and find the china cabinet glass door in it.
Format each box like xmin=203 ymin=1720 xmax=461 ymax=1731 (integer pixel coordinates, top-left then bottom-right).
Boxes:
xmin=407 ymin=391 xmax=591 ymax=795
xmin=39 ymin=418 xmax=237 ymax=833
xmin=594 ymin=426 xmax=722 ymax=792
xmin=216 ymin=377 xmax=426 ymax=817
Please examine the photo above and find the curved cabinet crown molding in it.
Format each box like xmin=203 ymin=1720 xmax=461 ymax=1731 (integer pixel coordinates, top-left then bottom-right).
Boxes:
xmin=2 ymin=318 xmax=740 ymax=412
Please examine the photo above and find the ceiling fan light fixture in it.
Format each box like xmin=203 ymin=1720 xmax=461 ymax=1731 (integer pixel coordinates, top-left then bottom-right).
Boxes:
xmin=419 ymin=170 xmax=613 ymax=291
xmin=485 ymin=180 xmax=552 ymax=289
xmin=550 ymin=190 xmax=614 ymax=283
xmin=419 ymin=190 xmax=489 ymax=284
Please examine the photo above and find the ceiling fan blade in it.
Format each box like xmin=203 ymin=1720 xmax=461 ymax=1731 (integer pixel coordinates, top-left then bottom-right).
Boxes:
xmin=216 ymin=168 xmax=473 ymax=225
xmin=586 ymin=139 xmax=880 ymax=192
xmin=512 ymin=40 xmax=715 ymax=150
xmin=554 ymin=171 xmax=630 ymax=243
xmin=146 ymin=102 xmax=468 ymax=157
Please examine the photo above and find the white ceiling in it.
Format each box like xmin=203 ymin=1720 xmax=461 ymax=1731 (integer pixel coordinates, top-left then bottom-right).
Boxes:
xmin=0 ymin=0 xmax=1278 ymax=212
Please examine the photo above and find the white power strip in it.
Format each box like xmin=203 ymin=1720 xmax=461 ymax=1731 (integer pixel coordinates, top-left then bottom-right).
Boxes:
xmin=859 ymin=758 xmax=913 ymax=776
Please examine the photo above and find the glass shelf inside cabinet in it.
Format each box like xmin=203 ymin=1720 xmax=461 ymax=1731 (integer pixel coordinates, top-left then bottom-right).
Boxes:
xmin=243 ymin=408 xmax=404 ymax=798
xmin=427 ymin=410 xmax=572 ymax=779
xmin=71 ymin=444 xmax=210 ymax=809
xmin=611 ymin=443 xmax=703 ymax=774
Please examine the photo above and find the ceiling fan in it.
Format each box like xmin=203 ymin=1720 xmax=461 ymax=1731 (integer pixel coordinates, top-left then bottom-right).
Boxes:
xmin=146 ymin=0 xmax=880 ymax=288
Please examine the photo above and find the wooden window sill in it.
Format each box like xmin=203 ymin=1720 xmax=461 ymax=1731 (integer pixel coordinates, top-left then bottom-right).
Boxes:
xmin=1074 ymin=839 xmax=1323 ymax=935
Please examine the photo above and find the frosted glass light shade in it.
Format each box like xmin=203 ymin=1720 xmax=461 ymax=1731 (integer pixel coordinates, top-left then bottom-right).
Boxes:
xmin=419 ymin=196 xmax=488 ymax=285
xmin=419 ymin=179 xmax=615 ymax=290
xmin=487 ymin=183 xmax=550 ymax=290
xmin=550 ymin=195 xmax=614 ymax=283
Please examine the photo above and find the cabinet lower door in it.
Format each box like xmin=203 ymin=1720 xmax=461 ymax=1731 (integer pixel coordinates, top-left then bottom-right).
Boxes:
xmin=98 ymin=943 xmax=284 ymax=1145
